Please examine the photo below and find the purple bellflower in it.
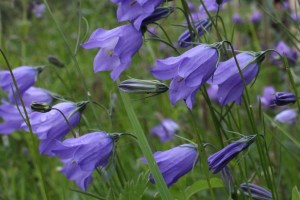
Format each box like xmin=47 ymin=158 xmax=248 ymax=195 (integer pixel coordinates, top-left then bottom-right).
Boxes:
xmin=258 ymin=86 xmax=276 ymax=108
xmin=199 ymin=0 xmax=231 ymax=17
xmin=240 ymin=183 xmax=273 ymax=200
xmin=178 ymin=19 xmax=212 ymax=48
xmin=209 ymin=52 xmax=264 ymax=106
xmin=0 ymin=66 xmax=42 ymax=95
xmin=272 ymin=92 xmax=296 ymax=106
xmin=52 ymin=132 xmax=115 ymax=191
xmin=151 ymin=43 xmax=221 ymax=109
xmin=274 ymin=109 xmax=297 ymax=124
xmin=31 ymin=3 xmax=46 ymax=18
xmin=220 ymin=166 xmax=235 ymax=193
xmin=141 ymin=7 xmax=174 ymax=28
xmin=141 ymin=144 xmax=198 ymax=187
xmin=208 ymin=135 xmax=256 ymax=174
xmin=150 ymin=118 xmax=179 ymax=143
xmin=21 ymin=101 xmax=88 ymax=155
xmin=232 ymin=13 xmax=244 ymax=24
xmin=81 ymin=24 xmax=143 ymax=81
xmin=9 ymin=86 xmax=53 ymax=107
xmin=272 ymin=41 xmax=298 ymax=66
xmin=111 ymin=0 xmax=164 ymax=30
xmin=0 ymin=100 xmax=29 ymax=135
xmin=207 ymin=85 xmax=219 ymax=102
xmin=250 ymin=10 xmax=262 ymax=24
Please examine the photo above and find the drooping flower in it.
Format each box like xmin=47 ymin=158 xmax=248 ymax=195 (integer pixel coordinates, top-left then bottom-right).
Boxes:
xmin=208 ymin=135 xmax=256 ymax=174
xmin=178 ymin=19 xmax=212 ymax=48
xmin=141 ymin=144 xmax=198 ymax=187
xmin=21 ymin=101 xmax=88 ymax=155
xmin=111 ymin=0 xmax=165 ymax=30
xmin=272 ymin=92 xmax=296 ymax=106
xmin=9 ymin=86 xmax=53 ymax=107
xmin=209 ymin=52 xmax=264 ymax=106
xmin=199 ymin=0 xmax=232 ymax=17
xmin=240 ymin=183 xmax=273 ymax=200
xmin=150 ymin=118 xmax=179 ymax=142
xmin=0 ymin=66 xmax=41 ymax=95
xmin=81 ymin=24 xmax=143 ymax=81
xmin=52 ymin=132 xmax=115 ymax=191
xmin=0 ymin=100 xmax=29 ymax=135
xmin=258 ymin=86 xmax=276 ymax=108
xmin=151 ymin=43 xmax=221 ymax=109
xmin=274 ymin=109 xmax=297 ymax=124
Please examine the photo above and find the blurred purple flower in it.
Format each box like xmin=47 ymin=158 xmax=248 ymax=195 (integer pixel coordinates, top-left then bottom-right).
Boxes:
xmin=178 ymin=19 xmax=212 ymax=48
xmin=209 ymin=52 xmax=263 ymax=106
xmin=22 ymin=101 xmax=87 ymax=155
xmin=207 ymin=85 xmax=219 ymax=101
xmin=9 ymin=86 xmax=53 ymax=107
xmin=151 ymin=118 xmax=179 ymax=142
xmin=151 ymin=43 xmax=221 ymax=109
xmin=232 ymin=13 xmax=244 ymax=24
xmin=199 ymin=0 xmax=231 ymax=16
xmin=274 ymin=109 xmax=297 ymax=124
xmin=273 ymin=92 xmax=296 ymax=106
xmin=221 ymin=166 xmax=235 ymax=193
xmin=31 ymin=3 xmax=46 ymax=18
xmin=52 ymin=131 xmax=115 ymax=191
xmin=141 ymin=144 xmax=198 ymax=187
xmin=273 ymin=41 xmax=298 ymax=66
xmin=208 ymin=135 xmax=256 ymax=174
xmin=111 ymin=0 xmax=164 ymax=30
xmin=250 ymin=10 xmax=262 ymax=24
xmin=258 ymin=86 xmax=275 ymax=108
xmin=0 ymin=100 xmax=29 ymax=135
xmin=291 ymin=12 xmax=300 ymax=22
xmin=81 ymin=24 xmax=143 ymax=81
xmin=0 ymin=66 xmax=41 ymax=95
xmin=240 ymin=183 xmax=272 ymax=200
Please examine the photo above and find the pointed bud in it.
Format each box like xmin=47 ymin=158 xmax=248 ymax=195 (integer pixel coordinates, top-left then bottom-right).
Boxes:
xmin=273 ymin=92 xmax=297 ymax=106
xmin=48 ymin=55 xmax=65 ymax=68
xmin=31 ymin=102 xmax=52 ymax=113
xmin=118 ymin=78 xmax=169 ymax=95
xmin=141 ymin=7 xmax=174 ymax=27
xmin=76 ymin=101 xmax=89 ymax=113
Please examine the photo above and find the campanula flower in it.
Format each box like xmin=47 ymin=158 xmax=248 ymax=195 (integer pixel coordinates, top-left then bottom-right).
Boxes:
xmin=240 ymin=183 xmax=273 ymax=200
xmin=274 ymin=109 xmax=297 ymax=124
xmin=208 ymin=135 xmax=256 ymax=174
xmin=81 ymin=24 xmax=143 ymax=81
xmin=207 ymin=85 xmax=219 ymax=102
xmin=21 ymin=101 xmax=88 ymax=155
xmin=52 ymin=132 xmax=115 ymax=191
xmin=151 ymin=43 xmax=221 ymax=109
xmin=209 ymin=52 xmax=264 ymax=106
xmin=199 ymin=0 xmax=232 ymax=17
xmin=31 ymin=3 xmax=46 ymax=18
xmin=0 ymin=66 xmax=42 ymax=95
xmin=273 ymin=92 xmax=296 ymax=106
xmin=220 ymin=166 xmax=235 ymax=193
xmin=272 ymin=41 xmax=298 ymax=66
xmin=111 ymin=0 xmax=165 ymax=30
xmin=0 ymin=100 xmax=29 ymax=135
xmin=9 ymin=86 xmax=53 ymax=107
xmin=150 ymin=118 xmax=179 ymax=142
xmin=258 ymin=86 xmax=276 ymax=108
xmin=250 ymin=10 xmax=262 ymax=24
xmin=178 ymin=19 xmax=212 ymax=48
xmin=141 ymin=144 xmax=198 ymax=187
xmin=232 ymin=13 xmax=244 ymax=24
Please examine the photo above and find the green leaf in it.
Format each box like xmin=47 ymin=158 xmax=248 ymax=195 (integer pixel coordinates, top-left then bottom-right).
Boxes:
xmin=292 ymin=186 xmax=300 ymax=200
xmin=184 ymin=178 xmax=224 ymax=200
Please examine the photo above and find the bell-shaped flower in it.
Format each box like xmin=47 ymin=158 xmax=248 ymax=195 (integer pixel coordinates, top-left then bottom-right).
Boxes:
xmin=9 ymin=86 xmax=53 ymax=107
xmin=82 ymin=24 xmax=143 ymax=81
xmin=178 ymin=19 xmax=212 ymax=48
xmin=0 ymin=100 xmax=29 ymax=135
xmin=209 ymin=52 xmax=264 ymax=106
xmin=208 ymin=135 xmax=256 ymax=174
xmin=151 ymin=43 xmax=221 ymax=109
xmin=272 ymin=41 xmax=298 ymax=66
xmin=141 ymin=144 xmax=198 ymax=187
xmin=272 ymin=92 xmax=296 ymax=106
xmin=274 ymin=109 xmax=297 ymax=124
xmin=0 ymin=66 xmax=41 ymax=95
xmin=52 ymin=132 xmax=115 ymax=191
xmin=21 ymin=101 xmax=87 ymax=155
xmin=258 ymin=86 xmax=276 ymax=108
xmin=240 ymin=183 xmax=272 ymax=200
xmin=150 ymin=118 xmax=179 ymax=142
xmin=111 ymin=0 xmax=165 ymax=30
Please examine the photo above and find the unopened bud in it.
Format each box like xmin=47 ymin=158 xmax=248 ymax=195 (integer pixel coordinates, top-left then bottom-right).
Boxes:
xmin=273 ymin=92 xmax=297 ymax=106
xmin=48 ymin=55 xmax=65 ymax=68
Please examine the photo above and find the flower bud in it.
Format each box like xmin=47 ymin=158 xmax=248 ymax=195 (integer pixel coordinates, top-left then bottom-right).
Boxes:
xmin=273 ymin=92 xmax=296 ymax=106
xmin=141 ymin=7 xmax=174 ymax=27
xmin=48 ymin=55 xmax=65 ymax=68
xmin=31 ymin=102 xmax=52 ymax=113
xmin=118 ymin=78 xmax=169 ymax=95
